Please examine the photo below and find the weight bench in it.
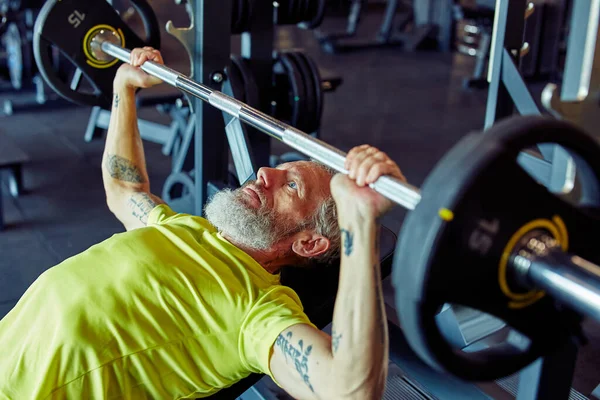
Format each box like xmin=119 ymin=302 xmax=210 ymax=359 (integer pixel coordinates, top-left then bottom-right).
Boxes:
xmin=206 ymin=225 xmax=397 ymax=399
xmin=0 ymin=134 xmax=29 ymax=230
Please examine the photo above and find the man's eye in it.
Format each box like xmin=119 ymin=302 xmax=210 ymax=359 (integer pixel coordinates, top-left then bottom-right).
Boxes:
xmin=288 ymin=181 xmax=298 ymax=190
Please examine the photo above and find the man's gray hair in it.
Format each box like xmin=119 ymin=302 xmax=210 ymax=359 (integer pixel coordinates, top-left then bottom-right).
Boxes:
xmin=306 ymin=162 xmax=341 ymax=264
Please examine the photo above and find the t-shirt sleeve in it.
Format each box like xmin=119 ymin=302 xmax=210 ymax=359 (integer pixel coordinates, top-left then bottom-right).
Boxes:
xmin=147 ymin=204 xmax=185 ymax=225
xmin=147 ymin=204 xmax=216 ymax=231
xmin=239 ymin=286 xmax=316 ymax=379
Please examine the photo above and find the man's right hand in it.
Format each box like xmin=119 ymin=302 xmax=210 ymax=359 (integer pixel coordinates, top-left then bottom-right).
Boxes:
xmin=331 ymin=145 xmax=406 ymax=220
xmin=114 ymin=47 xmax=164 ymax=90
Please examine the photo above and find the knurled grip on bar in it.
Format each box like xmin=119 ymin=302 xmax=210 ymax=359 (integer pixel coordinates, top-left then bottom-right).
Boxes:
xmin=209 ymin=92 xmax=243 ymax=117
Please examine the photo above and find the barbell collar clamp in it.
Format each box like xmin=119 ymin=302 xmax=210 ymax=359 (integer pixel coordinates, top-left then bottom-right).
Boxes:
xmin=90 ymin=29 xmax=122 ymax=62
xmin=510 ymin=231 xmax=560 ymax=285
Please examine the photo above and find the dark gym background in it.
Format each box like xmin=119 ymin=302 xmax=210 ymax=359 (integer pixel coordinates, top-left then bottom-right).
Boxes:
xmin=1 ymin=0 xmax=599 ymax=397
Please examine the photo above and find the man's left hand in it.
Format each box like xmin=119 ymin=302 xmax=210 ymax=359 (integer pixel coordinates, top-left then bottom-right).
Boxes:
xmin=331 ymin=145 xmax=406 ymax=219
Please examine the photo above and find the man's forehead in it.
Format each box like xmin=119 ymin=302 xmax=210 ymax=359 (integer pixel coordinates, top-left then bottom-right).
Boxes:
xmin=276 ymin=161 xmax=325 ymax=177
xmin=276 ymin=161 xmax=307 ymax=169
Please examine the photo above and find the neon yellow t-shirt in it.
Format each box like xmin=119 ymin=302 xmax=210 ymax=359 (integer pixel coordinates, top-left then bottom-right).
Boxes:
xmin=0 ymin=205 xmax=314 ymax=399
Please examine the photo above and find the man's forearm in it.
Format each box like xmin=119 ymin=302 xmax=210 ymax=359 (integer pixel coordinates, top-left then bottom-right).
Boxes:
xmin=101 ymin=86 xmax=150 ymax=191
xmin=330 ymin=214 xmax=389 ymax=398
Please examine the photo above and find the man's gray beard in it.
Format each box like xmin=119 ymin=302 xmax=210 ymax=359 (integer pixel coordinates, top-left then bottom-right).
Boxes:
xmin=204 ymin=188 xmax=298 ymax=250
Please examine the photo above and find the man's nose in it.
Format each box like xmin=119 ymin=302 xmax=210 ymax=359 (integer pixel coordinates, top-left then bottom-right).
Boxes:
xmin=256 ymin=167 xmax=285 ymax=189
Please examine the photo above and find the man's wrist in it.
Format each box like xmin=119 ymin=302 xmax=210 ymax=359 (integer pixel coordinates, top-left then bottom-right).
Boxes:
xmin=337 ymin=212 xmax=377 ymax=234
xmin=336 ymin=205 xmax=378 ymax=225
xmin=113 ymin=82 xmax=136 ymax=94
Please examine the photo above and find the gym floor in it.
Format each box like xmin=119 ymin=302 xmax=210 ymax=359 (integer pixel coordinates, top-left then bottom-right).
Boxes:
xmin=1 ymin=1 xmax=599 ymax=397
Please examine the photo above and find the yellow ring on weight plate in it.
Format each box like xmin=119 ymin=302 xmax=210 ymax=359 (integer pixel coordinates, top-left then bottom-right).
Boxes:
xmin=498 ymin=215 xmax=568 ymax=309
xmin=83 ymin=25 xmax=125 ymax=69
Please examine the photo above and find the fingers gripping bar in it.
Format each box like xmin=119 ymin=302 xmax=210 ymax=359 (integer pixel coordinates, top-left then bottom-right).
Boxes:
xmin=100 ymin=41 xmax=422 ymax=210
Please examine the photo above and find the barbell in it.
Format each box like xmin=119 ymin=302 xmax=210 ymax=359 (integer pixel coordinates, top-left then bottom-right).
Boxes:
xmin=33 ymin=0 xmax=600 ymax=382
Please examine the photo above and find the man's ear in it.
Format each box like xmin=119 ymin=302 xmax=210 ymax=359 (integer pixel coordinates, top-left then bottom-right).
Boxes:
xmin=291 ymin=232 xmax=330 ymax=259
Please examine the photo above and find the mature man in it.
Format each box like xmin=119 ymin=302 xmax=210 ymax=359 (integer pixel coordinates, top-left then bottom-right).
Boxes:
xmin=0 ymin=48 xmax=405 ymax=399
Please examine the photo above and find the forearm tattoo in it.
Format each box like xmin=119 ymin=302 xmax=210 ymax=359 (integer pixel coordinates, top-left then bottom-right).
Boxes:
xmin=113 ymin=93 xmax=120 ymax=109
xmin=127 ymin=192 xmax=158 ymax=224
xmin=276 ymin=332 xmax=315 ymax=393
xmin=340 ymin=228 xmax=354 ymax=256
xmin=105 ymin=154 xmax=146 ymax=184
xmin=331 ymin=326 xmax=342 ymax=354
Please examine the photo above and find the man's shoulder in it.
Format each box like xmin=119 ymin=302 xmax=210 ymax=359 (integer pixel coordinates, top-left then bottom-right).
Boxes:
xmin=148 ymin=204 xmax=217 ymax=232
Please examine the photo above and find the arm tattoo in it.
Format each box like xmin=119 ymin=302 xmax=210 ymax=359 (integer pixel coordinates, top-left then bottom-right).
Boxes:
xmin=340 ymin=229 xmax=354 ymax=256
xmin=331 ymin=326 xmax=342 ymax=354
xmin=113 ymin=93 xmax=120 ymax=109
xmin=276 ymin=332 xmax=315 ymax=393
xmin=127 ymin=192 xmax=158 ymax=224
xmin=105 ymin=154 xmax=147 ymax=184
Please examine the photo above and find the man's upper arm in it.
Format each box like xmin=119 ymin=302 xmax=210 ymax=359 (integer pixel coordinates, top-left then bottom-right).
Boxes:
xmin=109 ymin=188 xmax=165 ymax=231
xmin=269 ymin=323 xmax=335 ymax=400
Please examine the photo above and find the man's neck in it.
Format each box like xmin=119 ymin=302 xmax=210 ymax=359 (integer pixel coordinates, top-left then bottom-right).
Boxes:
xmin=222 ymin=234 xmax=291 ymax=274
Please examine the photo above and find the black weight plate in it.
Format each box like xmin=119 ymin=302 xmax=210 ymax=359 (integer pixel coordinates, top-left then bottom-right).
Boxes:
xmin=231 ymin=0 xmax=249 ymax=34
xmin=33 ymin=0 xmax=160 ymax=109
xmin=277 ymin=52 xmax=306 ymax=130
xmin=287 ymin=51 xmax=316 ymax=133
xmin=297 ymin=51 xmax=323 ymax=133
xmin=294 ymin=0 xmax=307 ymax=24
xmin=128 ymin=0 xmax=160 ymax=47
xmin=279 ymin=0 xmax=299 ymax=25
xmin=270 ymin=71 xmax=292 ymax=123
xmin=226 ymin=56 xmax=246 ymax=103
xmin=2 ymin=21 xmax=32 ymax=90
xmin=296 ymin=0 xmax=314 ymax=27
xmin=296 ymin=0 xmax=310 ymax=25
xmin=298 ymin=0 xmax=326 ymax=29
xmin=231 ymin=55 xmax=260 ymax=109
xmin=393 ymin=115 xmax=600 ymax=381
